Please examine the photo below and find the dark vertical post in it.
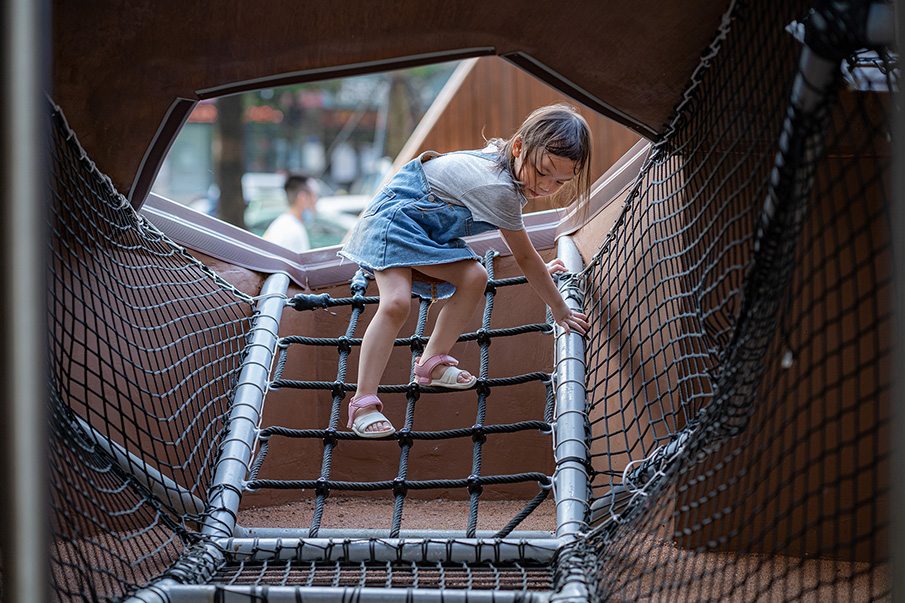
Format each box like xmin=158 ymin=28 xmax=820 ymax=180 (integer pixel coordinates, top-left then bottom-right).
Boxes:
xmin=1 ymin=0 xmax=50 ymax=599
xmin=892 ymin=2 xmax=904 ymax=601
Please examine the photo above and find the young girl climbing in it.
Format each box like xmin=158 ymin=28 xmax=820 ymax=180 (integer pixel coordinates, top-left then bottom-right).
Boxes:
xmin=338 ymin=103 xmax=592 ymax=437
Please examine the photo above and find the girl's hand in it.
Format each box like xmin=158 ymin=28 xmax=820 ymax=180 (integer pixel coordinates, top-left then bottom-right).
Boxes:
xmin=546 ymin=258 xmax=567 ymax=277
xmin=553 ymin=306 xmax=589 ymax=336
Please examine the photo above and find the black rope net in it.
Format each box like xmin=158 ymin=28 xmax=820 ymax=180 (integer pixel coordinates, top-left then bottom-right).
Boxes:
xmin=46 ymin=104 xmax=256 ymax=601
xmin=43 ymin=99 xmax=564 ymax=598
xmin=39 ymin=0 xmax=895 ymax=599
xmin=245 ymin=254 xmax=556 ymax=540
xmin=570 ymin=0 xmax=893 ymax=601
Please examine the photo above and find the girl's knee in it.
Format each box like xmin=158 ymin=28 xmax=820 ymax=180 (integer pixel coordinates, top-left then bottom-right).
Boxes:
xmin=462 ymin=262 xmax=488 ymax=292
xmin=377 ymin=294 xmax=410 ymax=324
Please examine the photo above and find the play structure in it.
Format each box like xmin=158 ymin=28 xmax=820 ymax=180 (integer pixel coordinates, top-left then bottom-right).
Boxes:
xmin=32 ymin=0 xmax=899 ymax=601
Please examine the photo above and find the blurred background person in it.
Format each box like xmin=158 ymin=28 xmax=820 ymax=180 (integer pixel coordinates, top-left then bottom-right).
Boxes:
xmin=263 ymin=173 xmax=319 ymax=252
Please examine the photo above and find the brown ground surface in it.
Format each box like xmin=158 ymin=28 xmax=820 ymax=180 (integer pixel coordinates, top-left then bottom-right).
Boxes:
xmin=237 ymin=497 xmax=557 ymax=533
xmin=236 ymin=498 xmax=890 ymax=602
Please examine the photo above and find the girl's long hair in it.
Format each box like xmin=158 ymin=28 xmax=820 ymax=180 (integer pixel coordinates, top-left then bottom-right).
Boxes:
xmin=489 ymin=103 xmax=593 ymax=209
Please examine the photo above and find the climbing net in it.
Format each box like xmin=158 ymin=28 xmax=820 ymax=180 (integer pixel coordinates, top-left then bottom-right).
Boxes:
xmin=46 ymin=103 xmax=256 ymax=600
xmin=569 ymin=0 xmax=894 ymax=601
xmin=38 ymin=0 xmax=895 ymax=600
xmin=247 ymin=254 xmax=557 ymax=539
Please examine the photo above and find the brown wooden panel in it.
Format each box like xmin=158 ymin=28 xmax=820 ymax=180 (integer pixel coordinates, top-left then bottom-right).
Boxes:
xmin=392 ymin=57 xmax=642 ymax=214
xmin=52 ymin=0 xmax=728 ymax=199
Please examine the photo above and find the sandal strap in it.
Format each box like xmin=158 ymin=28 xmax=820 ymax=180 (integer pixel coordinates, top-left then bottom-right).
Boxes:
xmin=436 ymin=365 xmax=467 ymax=386
xmin=348 ymin=394 xmax=383 ymax=428
xmin=413 ymin=354 xmax=458 ymax=384
xmin=353 ymin=411 xmax=392 ymax=434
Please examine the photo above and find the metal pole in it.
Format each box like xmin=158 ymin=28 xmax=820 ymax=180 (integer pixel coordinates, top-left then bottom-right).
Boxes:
xmin=1 ymin=0 xmax=50 ymax=601
xmin=74 ymin=416 xmax=206 ymax=516
xmin=552 ymin=236 xmax=590 ymax=539
xmin=891 ymin=3 xmax=903 ymax=602
xmin=127 ymin=583 xmax=552 ymax=603
xmin=201 ymin=272 xmax=290 ymax=538
xmin=550 ymin=236 xmax=591 ymax=603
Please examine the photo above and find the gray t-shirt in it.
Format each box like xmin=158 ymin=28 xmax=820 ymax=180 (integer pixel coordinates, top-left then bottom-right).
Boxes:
xmin=422 ymin=150 xmax=526 ymax=231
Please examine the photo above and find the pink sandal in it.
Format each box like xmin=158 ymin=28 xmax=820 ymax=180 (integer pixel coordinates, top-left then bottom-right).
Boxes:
xmin=413 ymin=354 xmax=477 ymax=390
xmin=347 ymin=395 xmax=394 ymax=438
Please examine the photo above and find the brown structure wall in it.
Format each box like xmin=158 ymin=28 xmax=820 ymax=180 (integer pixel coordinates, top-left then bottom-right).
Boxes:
xmin=51 ymin=0 xmax=729 ymax=204
xmin=392 ymin=57 xmax=642 ymax=214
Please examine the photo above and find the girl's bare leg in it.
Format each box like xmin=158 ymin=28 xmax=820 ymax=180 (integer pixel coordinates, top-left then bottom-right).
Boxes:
xmin=414 ymin=260 xmax=488 ymax=382
xmin=352 ymin=267 xmax=412 ymax=432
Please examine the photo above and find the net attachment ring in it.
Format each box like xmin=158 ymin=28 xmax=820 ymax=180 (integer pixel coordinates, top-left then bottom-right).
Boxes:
xmin=466 ymin=474 xmax=484 ymax=496
xmin=314 ymin=477 xmax=330 ymax=498
xmin=392 ymin=477 xmax=408 ymax=497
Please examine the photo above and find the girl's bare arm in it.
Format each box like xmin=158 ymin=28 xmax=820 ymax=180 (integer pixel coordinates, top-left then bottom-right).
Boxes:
xmin=499 ymin=227 xmax=588 ymax=334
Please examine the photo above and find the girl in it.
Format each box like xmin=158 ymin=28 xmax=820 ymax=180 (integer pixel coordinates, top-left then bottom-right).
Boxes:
xmin=338 ymin=104 xmax=591 ymax=437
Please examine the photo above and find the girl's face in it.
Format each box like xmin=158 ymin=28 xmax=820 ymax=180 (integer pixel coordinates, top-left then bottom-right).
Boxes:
xmin=513 ymin=138 xmax=577 ymax=199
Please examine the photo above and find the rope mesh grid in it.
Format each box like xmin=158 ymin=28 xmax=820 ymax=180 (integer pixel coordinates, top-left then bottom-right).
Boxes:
xmin=46 ymin=103 xmax=256 ymax=601
xmin=246 ymin=250 xmax=557 ymax=542
xmin=571 ymin=1 xmax=893 ymax=601
xmin=40 ymin=0 xmax=895 ymax=599
xmin=210 ymin=559 xmax=553 ymax=590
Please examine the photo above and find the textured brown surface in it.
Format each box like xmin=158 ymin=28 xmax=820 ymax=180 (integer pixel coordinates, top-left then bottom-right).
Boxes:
xmin=238 ymin=497 xmax=557 ymax=533
xmin=236 ymin=498 xmax=888 ymax=601
xmin=52 ymin=0 xmax=729 ymax=199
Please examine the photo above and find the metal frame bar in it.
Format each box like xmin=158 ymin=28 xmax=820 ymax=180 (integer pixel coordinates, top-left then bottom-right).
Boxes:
xmin=889 ymin=1 xmax=904 ymax=601
xmin=2 ymin=0 xmax=49 ymax=600
xmin=130 ymin=582 xmax=551 ymax=603
xmin=202 ymin=272 xmax=291 ymax=538
xmin=213 ymin=536 xmax=561 ymax=564
xmin=74 ymin=415 xmax=206 ymax=515
xmin=548 ymin=236 xmax=592 ymax=603
xmin=234 ymin=527 xmax=556 ymax=540
xmin=552 ymin=236 xmax=590 ymax=539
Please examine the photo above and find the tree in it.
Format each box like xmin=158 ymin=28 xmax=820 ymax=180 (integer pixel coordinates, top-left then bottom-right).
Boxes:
xmin=215 ymin=95 xmax=245 ymax=229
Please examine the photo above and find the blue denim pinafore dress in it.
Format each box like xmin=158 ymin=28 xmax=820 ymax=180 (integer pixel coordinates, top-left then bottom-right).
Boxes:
xmin=338 ymin=150 xmax=501 ymax=300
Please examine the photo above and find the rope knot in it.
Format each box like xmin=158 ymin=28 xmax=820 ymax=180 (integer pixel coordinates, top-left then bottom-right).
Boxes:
xmin=405 ymin=383 xmax=423 ymax=400
xmin=330 ymin=381 xmax=347 ymax=398
xmin=466 ymin=474 xmax=484 ymax=496
xmin=335 ymin=337 xmax=352 ymax=353
xmin=322 ymin=428 xmax=338 ymax=447
xmin=288 ymin=293 xmax=331 ymax=311
xmin=409 ymin=336 xmax=427 ymax=354
xmin=315 ymin=477 xmax=330 ymax=498
xmin=392 ymin=477 xmax=408 ymax=497
xmin=350 ymin=270 xmax=369 ymax=296
xmin=396 ymin=429 xmax=414 ymax=448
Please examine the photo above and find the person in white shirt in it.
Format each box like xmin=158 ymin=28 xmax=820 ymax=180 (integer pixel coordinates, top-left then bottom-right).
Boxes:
xmin=263 ymin=174 xmax=319 ymax=252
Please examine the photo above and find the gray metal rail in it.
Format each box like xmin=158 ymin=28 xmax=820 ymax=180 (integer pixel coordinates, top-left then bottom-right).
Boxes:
xmin=131 ymin=582 xmax=552 ymax=603
xmin=552 ymin=236 xmax=591 ymax=539
xmin=75 ymin=415 xmax=205 ymax=516
xmin=549 ymin=236 xmax=592 ymax=603
xmin=201 ymin=272 xmax=291 ymax=539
